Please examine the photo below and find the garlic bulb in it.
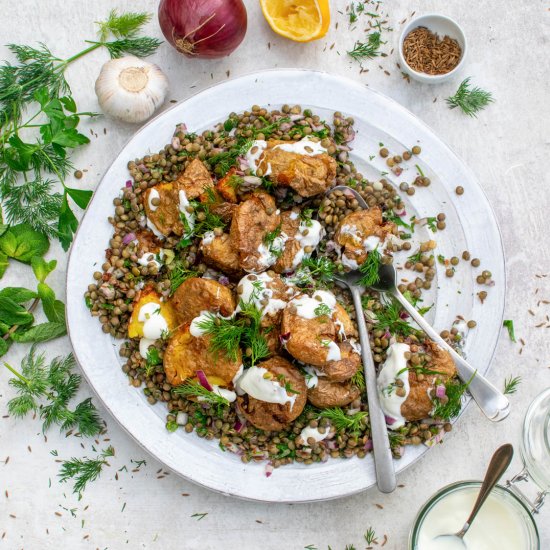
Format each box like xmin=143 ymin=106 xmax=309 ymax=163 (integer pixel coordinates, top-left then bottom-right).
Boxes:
xmin=94 ymin=56 xmax=169 ymax=124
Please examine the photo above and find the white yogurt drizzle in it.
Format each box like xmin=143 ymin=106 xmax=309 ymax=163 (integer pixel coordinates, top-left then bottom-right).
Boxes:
xmin=235 ymin=366 xmax=297 ymax=410
xmin=236 ymin=273 xmax=289 ymax=318
xmin=322 ymin=339 xmax=342 ymax=362
xmin=349 ymin=338 xmax=362 ymax=355
xmin=201 ymin=231 xmax=215 ymax=246
xmin=246 ymin=136 xmax=327 ymax=175
xmin=290 ymin=290 xmax=337 ymax=320
xmin=137 ymin=302 xmax=168 ymax=340
xmin=299 ymin=426 xmax=329 ymax=445
xmin=138 ymin=249 xmax=164 ymax=269
xmin=146 ymin=217 xmax=165 ymax=240
xmin=147 ymin=188 xmax=160 ymax=211
xmin=303 ymin=365 xmax=320 ymax=389
xmin=178 ymin=189 xmax=195 ymax=236
xmin=139 ymin=337 xmax=156 ymax=359
xmin=377 ymin=342 xmax=411 ymax=430
xmin=289 ymin=219 xmax=325 ymax=270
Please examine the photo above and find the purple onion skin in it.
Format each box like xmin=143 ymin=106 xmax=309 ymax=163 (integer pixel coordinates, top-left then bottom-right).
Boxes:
xmin=158 ymin=0 xmax=248 ymax=59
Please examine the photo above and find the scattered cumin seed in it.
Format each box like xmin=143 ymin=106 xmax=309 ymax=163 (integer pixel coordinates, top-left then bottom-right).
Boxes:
xmin=55 ymin=512 xmax=62 ymax=517
xmin=381 ymin=534 xmax=388 ymax=546
xmin=181 ymin=493 xmax=190 ymax=497
xmin=375 ymin=503 xmax=384 ymax=509
xmin=9 ymin=514 xmax=16 ymax=519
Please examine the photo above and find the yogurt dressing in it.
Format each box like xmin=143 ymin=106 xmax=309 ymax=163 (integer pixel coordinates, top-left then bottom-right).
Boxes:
xmin=417 ymin=486 xmax=528 ymax=550
xmin=236 ymin=273 xmax=288 ymax=318
xmin=146 ymin=217 xmax=165 ymax=240
xmin=236 ymin=366 xmax=297 ymax=410
xmin=290 ymin=219 xmax=325 ymax=269
xmin=300 ymin=426 xmax=329 ymax=444
xmin=178 ymin=189 xmax=195 ymax=235
xmin=323 ymin=339 xmax=342 ymax=362
xmin=139 ymin=337 xmax=156 ymax=358
xmin=245 ymin=140 xmax=271 ymax=175
xmin=377 ymin=342 xmax=411 ymax=429
xmin=137 ymin=302 xmax=169 ymax=340
xmin=201 ymin=231 xmax=215 ymax=246
xmin=138 ymin=250 xmax=164 ymax=269
xmin=290 ymin=290 xmax=337 ymax=319
xmin=147 ymin=188 xmax=160 ymax=211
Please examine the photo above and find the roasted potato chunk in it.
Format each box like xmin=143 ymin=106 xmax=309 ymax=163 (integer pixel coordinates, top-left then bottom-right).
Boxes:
xmin=200 ymin=233 xmax=243 ymax=277
xmin=143 ymin=182 xmax=183 ymax=238
xmin=334 ymin=207 xmax=394 ymax=267
xmin=258 ymin=142 xmax=337 ymax=198
xmin=175 ymin=158 xmax=214 ymax=200
xmin=164 ymin=325 xmax=242 ymax=386
xmin=401 ymin=341 xmax=456 ymax=422
xmin=307 ymin=378 xmax=361 ymax=408
xmin=216 ymin=167 xmax=239 ymax=203
xmin=236 ymin=356 xmax=307 ymax=431
xmin=229 ymin=192 xmax=281 ymax=273
xmin=319 ymin=340 xmax=361 ymax=382
xmin=128 ymin=287 xmax=178 ymax=339
xmin=171 ymin=277 xmax=236 ymax=324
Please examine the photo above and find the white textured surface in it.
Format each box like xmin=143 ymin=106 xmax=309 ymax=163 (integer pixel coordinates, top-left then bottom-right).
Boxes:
xmin=1 ymin=0 xmax=549 ymax=548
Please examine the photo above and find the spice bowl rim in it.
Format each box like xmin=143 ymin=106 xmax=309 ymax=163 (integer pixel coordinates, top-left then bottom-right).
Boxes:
xmin=408 ymin=480 xmax=540 ymax=549
xmin=398 ymin=13 xmax=468 ymax=84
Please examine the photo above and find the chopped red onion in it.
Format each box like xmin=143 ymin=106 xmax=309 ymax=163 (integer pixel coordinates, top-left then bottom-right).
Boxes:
xmin=385 ymin=415 xmax=397 ymax=426
xmin=122 ymin=232 xmax=136 ymax=245
xmin=138 ymin=164 xmax=149 ymax=174
xmin=196 ymin=370 xmax=213 ymax=391
xmin=279 ymin=332 xmax=291 ymax=346
xmin=290 ymin=114 xmax=304 ymax=122
xmin=435 ymin=384 xmax=446 ymax=399
xmin=125 ymin=180 xmax=133 ymax=188
xmin=279 ymin=122 xmax=292 ymax=132
xmin=218 ymin=276 xmax=230 ymax=286
xmin=364 ymin=439 xmax=373 ymax=451
xmin=265 ymin=463 xmax=274 ymax=477
xmin=175 ymin=123 xmax=187 ymax=134
xmin=171 ymin=136 xmax=182 ymax=151
xmin=399 ymin=311 xmax=410 ymax=320
xmin=234 ymin=419 xmax=244 ymax=433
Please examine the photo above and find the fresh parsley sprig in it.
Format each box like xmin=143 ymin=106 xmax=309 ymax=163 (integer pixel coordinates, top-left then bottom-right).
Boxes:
xmin=446 ymin=77 xmax=494 ymax=117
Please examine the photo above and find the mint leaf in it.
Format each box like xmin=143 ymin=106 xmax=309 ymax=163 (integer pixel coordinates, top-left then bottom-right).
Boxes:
xmin=0 ymin=296 xmax=34 ymax=326
xmin=0 ymin=251 xmax=8 ymax=278
xmin=0 ymin=223 xmax=49 ymax=263
xmin=37 ymin=283 xmax=65 ymax=323
xmin=0 ymin=287 xmax=38 ymax=303
xmin=31 ymin=256 xmax=57 ymax=283
xmin=0 ymin=338 xmax=9 ymax=357
xmin=11 ymin=321 xmax=66 ymax=343
xmin=0 ymin=224 xmax=8 ymax=237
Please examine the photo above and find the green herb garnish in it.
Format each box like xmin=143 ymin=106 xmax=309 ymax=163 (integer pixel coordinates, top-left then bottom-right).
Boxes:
xmin=314 ymin=303 xmax=332 ymax=317
xmin=503 ymin=319 xmax=516 ymax=342
xmin=348 ymin=32 xmax=383 ymax=60
xmin=503 ymin=375 xmax=521 ymax=395
xmin=358 ymin=247 xmax=381 ymax=287
xmin=432 ymin=374 xmax=475 ymax=421
xmin=173 ymin=380 xmax=230 ymax=416
xmin=318 ymin=407 xmax=368 ymax=434
xmin=446 ymin=78 xmax=494 ymax=117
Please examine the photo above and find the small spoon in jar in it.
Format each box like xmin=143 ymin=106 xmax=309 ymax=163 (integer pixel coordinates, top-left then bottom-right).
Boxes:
xmin=433 ymin=444 xmax=514 ymax=547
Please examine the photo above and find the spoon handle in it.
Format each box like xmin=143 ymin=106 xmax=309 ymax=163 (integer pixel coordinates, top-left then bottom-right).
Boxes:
xmin=457 ymin=444 xmax=514 ymax=538
xmin=350 ymin=285 xmax=396 ymax=494
xmin=391 ymin=288 xmax=510 ymax=422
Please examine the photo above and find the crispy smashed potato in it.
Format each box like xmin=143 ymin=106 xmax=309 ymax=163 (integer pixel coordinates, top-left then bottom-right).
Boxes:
xmin=237 ymin=356 xmax=307 ymax=431
xmin=229 ymin=192 xmax=280 ymax=273
xmin=175 ymin=158 xmax=214 ymax=200
xmin=143 ymin=182 xmax=183 ymax=237
xmin=307 ymin=378 xmax=361 ymax=408
xmin=334 ymin=207 xmax=394 ymax=266
xmin=401 ymin=341 xmax=457 ymax=421
xmin=128 ymin=287 xmax=178 ymax=339
xmin=171 ymin=277 xmax=236 ymax=324
xmin=273 ymin=210 xmax=301 ymax=273
xmin=200 ymin=233 xmax=243 ymax=277
xmin=216 ymin=167 xmax=239 ymax=203
xmin=258 ymin=141 xmax=337 ymax=197
xmin=164 ymin=325 xmax=242 ymax=386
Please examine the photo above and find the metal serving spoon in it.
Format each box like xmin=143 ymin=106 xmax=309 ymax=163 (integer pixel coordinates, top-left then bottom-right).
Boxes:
xmin=328 ymin=185 xmax=510 ymax=422
xmin=434 ymin=444 xmax=514 ymax=547
xmin=328 ymin=186 xmax=396 ymax=494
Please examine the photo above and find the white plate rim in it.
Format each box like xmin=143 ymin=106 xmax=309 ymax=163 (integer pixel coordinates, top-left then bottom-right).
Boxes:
xmin=66 ymin=68 xmax=507 ymax=503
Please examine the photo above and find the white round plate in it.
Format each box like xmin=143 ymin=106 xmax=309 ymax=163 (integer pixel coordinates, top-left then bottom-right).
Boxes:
xmin=66 ymin=69 xmax=505 ymax=503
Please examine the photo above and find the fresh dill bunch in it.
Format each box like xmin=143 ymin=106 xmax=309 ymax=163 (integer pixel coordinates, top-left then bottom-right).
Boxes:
xmin=432 ymin=374 xmax=475 ymax=421
xmin=292 ymin=256 xmax=338 ymax=287
xmin=173 ymin=380 xmax=230 ymax=416
xmin=348 ymin=32 xmax=383 ymax=61
xmin=168 ymin=260 xmax=198 ymax=294
xmin=194 ymin=312 xmax=246 ymax=362
xmin=503 ymin=375 xmax=521 ymax=395
xmin=319 ymin=407 xmax=368 ymax=434
xmin=4 ymin=345 xmax=102 ymax=436
xmin=351 ymin=368 xmax=366 ymax=391
xmin=58 ymin=446 xmax=114 ymax=496
xmin=358 ymin=247 xmax=381 ymax=287
xmin=446 ymin=78 xmax=494 ymax=117
xmin=238 ymin=300 xmax=271 ymax=366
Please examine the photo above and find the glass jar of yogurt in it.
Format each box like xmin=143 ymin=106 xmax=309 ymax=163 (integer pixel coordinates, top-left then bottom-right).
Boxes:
xmin=409 ymin=387 xmax=550 ymax=549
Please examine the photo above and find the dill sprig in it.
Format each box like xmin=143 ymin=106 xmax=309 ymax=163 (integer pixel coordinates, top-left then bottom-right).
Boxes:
xmin=432 ymin=374 xmax=475 ymax=421
xmin=168 ymin=261 xmax=198 ymax=294
xmin=446 ymin=77 xmax=494 ymax=117
xmin=503 ymin=375 xmax=521 ymax=395
xmin=319 ymin=407 xmax=368 ymax=434
xmin=348 ymin=32 xmax=383 ymax=61
xmin=373 ymin=298 xmax=417 ymax=337
xmin=58 ymin=446 xmax=114 ymax=496
xmin=351 ymin=368 xmax=366 ymax=391
xmin=173 ymin=380 xmax=230 ymax=415
xmin=4 ymin=345 xmax=102 ymax=436
xmin=358 ymin=247 xmax=381 ymax=287
xmin=194 ymin=312 xmax=245 ymax=362
xmin=290 ymin=256 xmax=338 ymax=287
xmin=364 ymin=527 xmax=378 ymax=545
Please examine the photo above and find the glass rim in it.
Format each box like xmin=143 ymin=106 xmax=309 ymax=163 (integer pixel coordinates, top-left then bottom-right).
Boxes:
xmin=408 ymin=480 xmax=540 ymax=549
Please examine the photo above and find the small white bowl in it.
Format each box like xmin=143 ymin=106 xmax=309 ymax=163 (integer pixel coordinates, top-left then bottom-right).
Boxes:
xmin=398 ymin=14 xmax=467 ymax=84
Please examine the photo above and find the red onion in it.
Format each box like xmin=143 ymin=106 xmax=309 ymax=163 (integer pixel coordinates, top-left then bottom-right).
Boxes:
xmin=125 ymin=180 xmax=133 ymax=188
xmin=435 ymin=384 xmax=447 ymax=399
xmin=279 ymin=332 xmax=291 ymax=346
xmin=364 ymin=439 xmax=373 ymax=451
xmin=265 ymin=463 xmax=274 ymax=478
xmin=385 ymin=415 xmax=397 ymax=425
xmin=196 ymin=370 xmax=213 ymax=391
xmin=158 ymin=0 xmax=247 ymax=59
xmin=122 ymin=232 xmax=136 ymax=245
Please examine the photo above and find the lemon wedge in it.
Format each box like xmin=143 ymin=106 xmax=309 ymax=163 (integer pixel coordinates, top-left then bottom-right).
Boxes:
xmin=260 ymin=0 xmax=330 ymax=42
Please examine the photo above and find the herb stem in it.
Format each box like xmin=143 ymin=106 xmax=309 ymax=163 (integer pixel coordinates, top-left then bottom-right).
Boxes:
xmin=3 ymin=362 xmax=29 ymax=384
